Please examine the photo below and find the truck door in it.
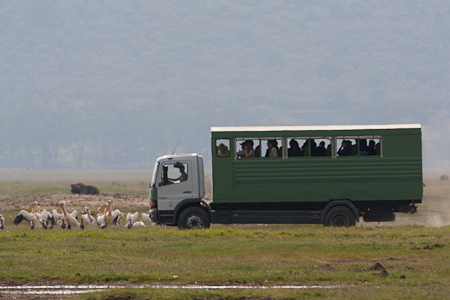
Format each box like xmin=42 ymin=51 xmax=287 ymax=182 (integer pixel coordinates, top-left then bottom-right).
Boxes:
xmin=157 ymin=161 xmax=194 ymax=211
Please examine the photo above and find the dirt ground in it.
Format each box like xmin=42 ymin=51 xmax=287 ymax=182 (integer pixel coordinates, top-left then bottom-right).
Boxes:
xmin=0 ymin=294 xmax=71 ymax=300
xmin=0 ymin=193 xmax=149 ymax=213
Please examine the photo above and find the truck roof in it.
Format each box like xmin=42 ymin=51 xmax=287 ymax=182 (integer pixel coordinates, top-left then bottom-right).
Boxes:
xmin=156 ymin=153 xmax=200 ymax=162
xmin=211 ymin=124 xmax=421 ymax=133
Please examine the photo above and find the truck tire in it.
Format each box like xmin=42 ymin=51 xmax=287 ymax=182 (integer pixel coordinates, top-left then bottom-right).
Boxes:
xmin=177 ymin=207 xmax=211 ymax=229
xmin=323 ymin=206 xmax=356 ymax=227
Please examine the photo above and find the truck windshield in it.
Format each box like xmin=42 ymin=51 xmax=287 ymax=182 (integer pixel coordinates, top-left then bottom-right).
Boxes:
xmin=151 ymin=162 xmax=159 ymax=187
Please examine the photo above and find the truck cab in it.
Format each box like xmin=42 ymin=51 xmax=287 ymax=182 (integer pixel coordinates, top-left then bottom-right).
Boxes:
xmin=149 ymin=153 xmax=210 ymax=228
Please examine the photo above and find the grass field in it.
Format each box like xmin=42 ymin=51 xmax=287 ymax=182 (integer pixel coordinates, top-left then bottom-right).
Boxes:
xmin=0 ymin=170 xmax=449 ymax=299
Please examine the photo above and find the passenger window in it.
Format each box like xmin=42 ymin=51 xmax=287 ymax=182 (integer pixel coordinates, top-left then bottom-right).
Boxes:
xmin=261 ymin=138 xmax=282 ymax=158
xmin=311 ymin=138 xmax=331 ymax=157
xmin=236 ymin=138 xmax=258 ymax=158
xmin=300 ymin=139 xmax=312 ymax=157
xmin=289 ymin=138 xmax=331 ymax=157
xmin=337 ymin=137 xmax=381 ymax=156
xmin=216 ymin=139 xmax=230 ymax=157
xmin=161 ymin=162 xmax=188 ymax=186
xmin=337 ymin=138 xmax=357 ymax=156
xmin=366 ymin=137 xmax=381 ymax=156
xmin=287 ymin=138 xmax=304 ymax=157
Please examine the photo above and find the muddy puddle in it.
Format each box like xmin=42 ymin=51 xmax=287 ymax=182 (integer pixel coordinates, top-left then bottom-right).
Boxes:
xmin=0 ymin=284 xmax=339 ymax=296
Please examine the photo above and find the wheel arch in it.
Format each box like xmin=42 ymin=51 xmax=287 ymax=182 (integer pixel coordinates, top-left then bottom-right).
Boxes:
xmin=173 ymin=198 xmax=212 ymax=224
xmin=321 ymin=200 xmax=360 ymax=224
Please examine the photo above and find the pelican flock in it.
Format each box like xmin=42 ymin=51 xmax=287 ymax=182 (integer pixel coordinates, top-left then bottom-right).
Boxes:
xmin=10 ymin=198 xmax=153 ymax=230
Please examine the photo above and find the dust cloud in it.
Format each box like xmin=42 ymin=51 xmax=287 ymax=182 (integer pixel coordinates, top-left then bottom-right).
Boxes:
xmin=360 ymin=173 xmax=450 ymax=228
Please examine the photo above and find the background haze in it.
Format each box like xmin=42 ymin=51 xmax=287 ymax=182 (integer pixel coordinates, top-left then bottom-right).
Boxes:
xmin=1 ymin=1 xmax=449 ymax=170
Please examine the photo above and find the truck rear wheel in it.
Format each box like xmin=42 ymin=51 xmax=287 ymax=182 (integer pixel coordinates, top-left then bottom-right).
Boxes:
xmin=323 ymin=206 xmax=356 ymax=227
xmin=178 ymin=207 xmax=211 ymax=229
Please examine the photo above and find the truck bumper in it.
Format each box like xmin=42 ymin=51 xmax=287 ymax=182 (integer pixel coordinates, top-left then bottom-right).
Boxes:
xmin=150 ymin=210 xmax=158 ymax=222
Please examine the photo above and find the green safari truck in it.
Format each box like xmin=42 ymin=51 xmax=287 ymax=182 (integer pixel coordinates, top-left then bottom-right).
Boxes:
xmin=149 ymin=124 xmax=422 ymax=229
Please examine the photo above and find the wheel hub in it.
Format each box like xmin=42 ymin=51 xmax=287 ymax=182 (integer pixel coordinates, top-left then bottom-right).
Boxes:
xmin=187 ymin=215 xmax=203 ymax=228
xmin=333 ymin=214 xmax=348 ymax=227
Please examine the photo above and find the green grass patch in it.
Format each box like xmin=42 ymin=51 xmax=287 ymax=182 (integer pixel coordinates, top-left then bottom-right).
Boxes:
xmin=1 ymin=226 xmax=450 ymax=287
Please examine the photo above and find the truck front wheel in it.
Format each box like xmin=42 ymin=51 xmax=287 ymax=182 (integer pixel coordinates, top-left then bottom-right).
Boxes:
xmin=178 ymin=207 xmax=211 ymax=229
xmin=323 ymin=206 xmax=356 ymax=227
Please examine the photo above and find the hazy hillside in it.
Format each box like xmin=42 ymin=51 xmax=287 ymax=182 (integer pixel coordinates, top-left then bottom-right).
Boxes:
xmin=0 ymin=1 xmax=449 ymax=169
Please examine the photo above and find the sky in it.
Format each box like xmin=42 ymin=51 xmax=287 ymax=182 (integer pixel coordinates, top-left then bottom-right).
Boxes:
xmin=0 ymin=1 xmax=449 ymax=170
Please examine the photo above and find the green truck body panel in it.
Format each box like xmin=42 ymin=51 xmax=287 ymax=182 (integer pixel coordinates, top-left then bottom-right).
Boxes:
xmin=211 ymin=125 xmax=422 ymax=205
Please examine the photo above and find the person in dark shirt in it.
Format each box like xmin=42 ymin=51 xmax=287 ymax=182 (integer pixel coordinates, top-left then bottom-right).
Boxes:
xmin=337 ymin=140 xmax=352 ymax=156
xmin=288 ymin=139 xmax=302 ymax=157
xmin=368 ymin=140 xmax=377 ymax=155
xmin=177 ymin=166 xmax=188 ymax=182
xmin=315 ymin=141 xmax=327 ymax=156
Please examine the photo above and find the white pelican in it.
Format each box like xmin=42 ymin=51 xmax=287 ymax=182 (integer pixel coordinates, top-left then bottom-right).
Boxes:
xmin=70 ymin=209 xmax=78 ymax=220
xmin=30 ymin=205 xmax=43 ymax=229
xmin=96 ymin=203 xmax=108 ymax=227
xmin=97 ymin=214 xmax=106 ymax=227
xmin=14 ymin=201 xmax=39 ymax=226
xmin=103 ymin=199 xmax=114 ymax=227
xmin=100 ymin=199 xmax=123 ymax=228
xmin=35 ymin=206 xmax=55 ymax=229
xmin=102 ymin=199 xmax=119 ymax=228
xmin=57 ymin=206 xmax=78 ymax=221
xmin=0 ymin=214 xmax=4 ymax=230
xmin=142 ymin=213 xmax=155 ymax=226
xmin=81 ymin=206 xmax=96 ymax=226
xmin=125 ymin=212 xmax=139 ymax=229
xmin=52 ymin=208 xmax=63 ymax=224
xmin=58 ymin=201 xmax=83 ymax=230
xmin=112 ymin=209 xmax=124 ymax=225
xmin=130 ymin=221 xmax=145 ymax=228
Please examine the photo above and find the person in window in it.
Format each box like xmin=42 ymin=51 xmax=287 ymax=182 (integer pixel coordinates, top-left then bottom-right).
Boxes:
xmin=177 ymin=166 xmax=188 ymax=182
xmin=302 ymin=140 xmax=310 ymax=157
xmin=265 ymin=140 xmax=279 ymax=157
xmin=337 ymin=140 xmax=352 ymax=156
xmin=359 ymin=139 xmax=369 ymax=156
xmin=368 ymin=140 xmax=377 ymax=155
xmin=315 ymin=141 xmax=327 ymax=156
xmin=288 ymin=139 xmax=302 ymax=157
xmin=169 ymin=163 xmax=188 ymax=183
xmin=217 ymin=143 xmax=230 ymax=157
xmin=237 ymin=140 xmax=255 ymax=158
xmin=163 ymin=166 xmax=170 ymax=185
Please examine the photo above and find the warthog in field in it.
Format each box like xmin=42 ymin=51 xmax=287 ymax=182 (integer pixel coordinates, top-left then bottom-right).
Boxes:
xmin=70 ymin=183 xmax=100 ymax=195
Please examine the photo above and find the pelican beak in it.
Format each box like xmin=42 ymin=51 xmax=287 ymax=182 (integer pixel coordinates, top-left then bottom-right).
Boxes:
xmin=26 ymin=202 xmax=38 ymax=213
xmin=98 ymin=204 xmax=107 ymax=214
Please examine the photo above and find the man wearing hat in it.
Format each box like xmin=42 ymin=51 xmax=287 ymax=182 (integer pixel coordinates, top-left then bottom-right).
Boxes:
xmin=237 ymin=140 xmax=255 ymax=158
